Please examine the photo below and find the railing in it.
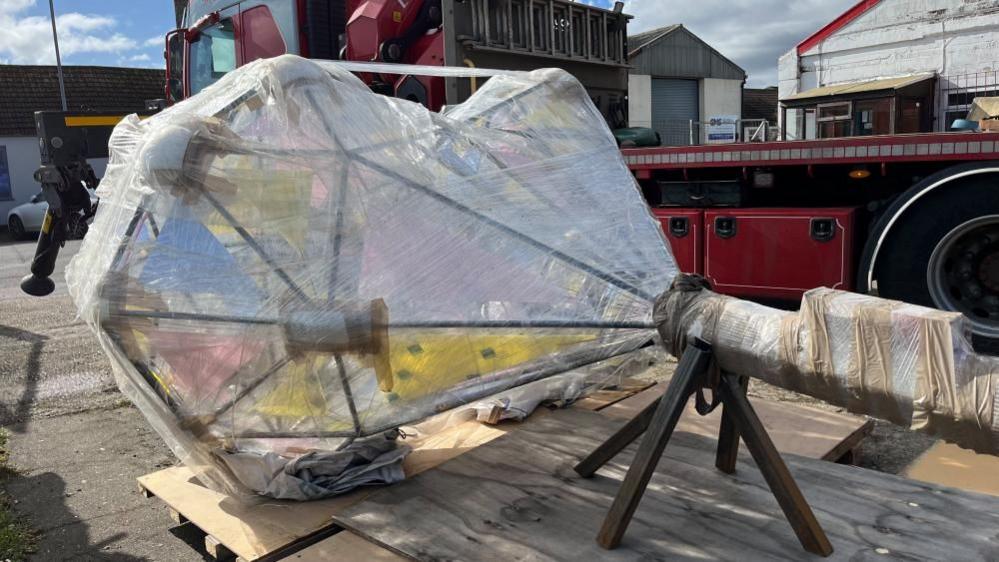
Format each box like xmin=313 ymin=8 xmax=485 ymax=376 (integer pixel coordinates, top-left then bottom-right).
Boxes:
xmin=460 ymin=0 xmax=628 ymax=66
xmin=938 ymin=70 xmax=999 ymax=130
xmin=651 ymin=119 xmax=778 ymax=146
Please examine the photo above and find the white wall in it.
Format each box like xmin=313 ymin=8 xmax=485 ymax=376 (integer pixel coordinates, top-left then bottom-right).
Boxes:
xmin=0 ymin=135 xmax=107 ymax=226
xmin=628 ymin=74 xmax=652 ymax=128
xmin=700 ymin=77 xmax=743 ymax=141
xmin=700 ymin=78 xmax=742 ymax=118
xmin=778 ymin=0 xmax=999 ymax=129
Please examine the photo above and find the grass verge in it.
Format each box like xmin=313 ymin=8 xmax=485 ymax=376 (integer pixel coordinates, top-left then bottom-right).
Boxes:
xmin=0 ymin=429 xmax=36 ymax=561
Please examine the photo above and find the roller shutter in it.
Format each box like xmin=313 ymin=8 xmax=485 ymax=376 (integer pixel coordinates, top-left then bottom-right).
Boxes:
xmin=651 ymin=78 xmax=699 ymax=146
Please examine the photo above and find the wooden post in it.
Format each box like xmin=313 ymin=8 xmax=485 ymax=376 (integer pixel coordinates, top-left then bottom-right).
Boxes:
xmin=718 ymin=373 xmax=834 ymax=557
xmin=593 ymin=339 xmax=714 ymax=549
xmin=715 ymin=373 xmax=747 ymax=474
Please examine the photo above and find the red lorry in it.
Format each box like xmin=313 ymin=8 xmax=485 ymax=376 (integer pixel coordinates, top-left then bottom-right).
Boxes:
xmin=165 ymin=1 xmax=999 ymax=344
xmin=627 ymin=134 xmax=999 ymax=343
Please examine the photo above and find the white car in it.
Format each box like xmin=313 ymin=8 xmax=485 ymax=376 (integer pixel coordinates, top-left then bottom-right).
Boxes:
xmin=6 ymin=188 xmax=98 ymax=240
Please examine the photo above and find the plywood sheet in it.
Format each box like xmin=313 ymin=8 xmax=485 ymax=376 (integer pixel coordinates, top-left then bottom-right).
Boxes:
xmin=334 ymin=408 xmax=999 ymax=561
xmin=602 ymin=382 xmax=872 ymax=461
xmin=286 ymin=531 xmax=407 ymax=562
xmin=137 ymin=417 xmax=516 ymax=561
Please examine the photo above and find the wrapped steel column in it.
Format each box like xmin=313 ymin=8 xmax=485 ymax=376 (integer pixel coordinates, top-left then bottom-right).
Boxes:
xmin=657 ymin=278 xmax=999 ymax=454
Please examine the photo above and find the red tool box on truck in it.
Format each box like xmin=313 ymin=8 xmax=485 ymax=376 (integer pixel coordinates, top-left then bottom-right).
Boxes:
xmin=652 ymin=208 xmax=703 ymax=274
xmin=703 ymin=208 xmax=858 ymax=300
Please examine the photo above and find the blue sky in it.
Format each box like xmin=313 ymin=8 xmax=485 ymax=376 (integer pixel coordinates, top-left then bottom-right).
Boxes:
xmin=0 ymin=0 xmax=855 ymax=86
xmin=0 ymin=0 xmax=176 ymax=68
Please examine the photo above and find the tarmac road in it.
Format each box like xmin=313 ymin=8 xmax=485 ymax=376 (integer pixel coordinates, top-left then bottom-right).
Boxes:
xmin=1 ymin=234 xmax=203 ymax=561
xmin=0 ymin=238 xmax=121 ymax=430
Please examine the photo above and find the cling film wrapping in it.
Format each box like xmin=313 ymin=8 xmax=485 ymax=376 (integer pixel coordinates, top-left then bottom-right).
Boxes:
xmin=658 ymin=282 xmax=999 ymax=454
xmin=66 ymin=55 xmax=677 ymax=499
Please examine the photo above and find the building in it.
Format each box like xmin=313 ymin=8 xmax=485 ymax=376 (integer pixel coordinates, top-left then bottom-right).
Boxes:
xmin=742 ymin=87 xmax=778 ymax=124
xmin=627 ymin=25 xmax=746 ymax=145
xmin=778 ymin=0 xmax=999 ymax=140
xmin=0 ymin=65 xmax=163 ymax=225
xmin=742 ymin=86 xmax=779 ymax=141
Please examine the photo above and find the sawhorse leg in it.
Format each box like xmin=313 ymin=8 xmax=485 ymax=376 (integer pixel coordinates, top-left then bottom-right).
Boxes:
xmin=576 ymin=338 xmax=833 ymax=556
xmin=716 ymin=372 xmax=833 ymax=556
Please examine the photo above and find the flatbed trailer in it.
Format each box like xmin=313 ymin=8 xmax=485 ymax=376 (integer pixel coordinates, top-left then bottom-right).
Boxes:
xmin=624 ymin=131 xmax=999 ymax=343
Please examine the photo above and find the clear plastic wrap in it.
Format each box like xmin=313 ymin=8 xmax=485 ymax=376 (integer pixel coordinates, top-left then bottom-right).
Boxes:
xmin=657 ymin=282 xmax=999 ymax=454
xmin=66 ymin=55 xmax=677 ymax=499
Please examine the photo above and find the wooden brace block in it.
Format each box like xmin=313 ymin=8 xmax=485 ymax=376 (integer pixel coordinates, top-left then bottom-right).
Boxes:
xmin=168 ymin=507 xmax=188 ymax=525
xmin=205 ymin=534 xmax=236 ymax=560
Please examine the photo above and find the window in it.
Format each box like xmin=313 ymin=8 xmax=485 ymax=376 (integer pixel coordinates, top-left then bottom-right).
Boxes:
xmin=0 ymin=147 xmax=11 ymax=201
xmin=817 ymin=102 xmax=852 ymax=138
xmin=817 ymin=103 xmax=851 ymax=120
xmin=783 ymin=107 xmax=817 ymax=140
xmin=854 ymin=98 xmax=891 ymax=136
xmin=945 ymin=110 xmax=969 ymax=130
xmin=188 ymin=19 xmax=237 ymax=96
xmin=241 ymin=5 xmax=286 ymax=64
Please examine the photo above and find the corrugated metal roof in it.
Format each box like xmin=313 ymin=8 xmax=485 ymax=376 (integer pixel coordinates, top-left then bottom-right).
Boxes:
xmin=781 ymin=73 xmax=934 ymax=101
xmin=627 ymin=25 xmax=681 ymax=58
xmin=628 ymin=25 xmax=745 ymax=81
xmin=0 ymin=65 xmax=164 ymax=136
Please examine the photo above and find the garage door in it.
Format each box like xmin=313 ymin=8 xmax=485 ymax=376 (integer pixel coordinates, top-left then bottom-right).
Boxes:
xmin=651 ymin=78 xmax=699 ymax=146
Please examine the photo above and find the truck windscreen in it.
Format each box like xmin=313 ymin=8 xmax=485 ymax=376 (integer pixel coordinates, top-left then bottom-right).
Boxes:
xmin=189 ymin=19 xmax=237 ymax=96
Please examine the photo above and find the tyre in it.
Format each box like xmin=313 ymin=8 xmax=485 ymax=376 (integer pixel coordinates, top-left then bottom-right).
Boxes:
xmin=873 ymin=174 xmax=999 ymax=343
xmin=67 ymin=213 xmax=89 ymax=239
xmin=7 ymin=215 xmax=26 ymax=240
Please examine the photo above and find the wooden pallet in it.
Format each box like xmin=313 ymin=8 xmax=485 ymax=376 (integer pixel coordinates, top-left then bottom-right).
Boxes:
xmin=137 ymin=379 xmax=871 ymax=561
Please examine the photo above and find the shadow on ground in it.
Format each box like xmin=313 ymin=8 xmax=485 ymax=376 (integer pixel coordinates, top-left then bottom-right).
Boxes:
xmin=8 ymin=472 xmax=142 ymax=561
xmin=0 ymin=325 xmax=46 ymax=434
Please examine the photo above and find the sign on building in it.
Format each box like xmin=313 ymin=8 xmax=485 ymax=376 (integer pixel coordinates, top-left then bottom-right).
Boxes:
xmin=706 ymin=115 xmax=739 ymax=144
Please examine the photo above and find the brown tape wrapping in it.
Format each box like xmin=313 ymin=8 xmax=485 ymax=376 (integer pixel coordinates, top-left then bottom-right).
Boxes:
xmin=851 ymin=301 xmax=907 ymax=425
xmin=657 ymin=280 xmax=999 ymax=454
xmin=908 ymin=308 xmax=998 ymax=451
xmin=796 ymin=290 xmax=842 ymax=404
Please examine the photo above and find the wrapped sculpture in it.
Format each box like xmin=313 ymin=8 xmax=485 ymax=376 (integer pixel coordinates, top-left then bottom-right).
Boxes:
xmin=66 ymin=55 xmax=676 ymax=499
xmin=68 ymin=55 xmax=999 ymax=501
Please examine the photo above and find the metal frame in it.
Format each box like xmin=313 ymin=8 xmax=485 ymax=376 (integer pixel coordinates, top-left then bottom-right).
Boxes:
xmin=94 ymin=68 xmax=657 ymax=449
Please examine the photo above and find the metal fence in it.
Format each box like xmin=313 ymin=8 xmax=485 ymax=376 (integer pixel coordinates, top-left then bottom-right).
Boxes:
xmin=650 ymin=119 xmax=777 ymax=146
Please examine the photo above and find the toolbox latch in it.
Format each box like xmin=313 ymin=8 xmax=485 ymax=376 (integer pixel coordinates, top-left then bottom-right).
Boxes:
xmin=714 ymin=216 xmax=736 ymax=239
xmin=668 ymin=217 xmax=689 ymax=238
xmin=810 ymin=218 xmax=836 ymax=242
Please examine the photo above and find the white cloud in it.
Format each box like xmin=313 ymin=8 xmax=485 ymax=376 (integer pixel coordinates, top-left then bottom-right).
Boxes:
xmin=0 ymin=0 xmax=138 ymax=64
xmin=144 ymin=35 xmax=164 ymax=48
xmin=128 ymin=53 xmax=151 ymax=62
xmin=621 ymin=0 xmax=857 ymax=86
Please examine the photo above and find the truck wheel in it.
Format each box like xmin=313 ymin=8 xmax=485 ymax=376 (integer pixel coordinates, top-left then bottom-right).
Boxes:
xmin=67 ymin=213 xmax=89 ymax=239
xmin=7 ymin=215 xmax=26 ymax=240
xmin=874 ymin=175 xmax=999 ymax=342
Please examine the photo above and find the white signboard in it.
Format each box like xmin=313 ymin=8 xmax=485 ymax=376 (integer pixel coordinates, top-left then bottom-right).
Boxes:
xmin=706 ymin=115 xmax=739 ymax=144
